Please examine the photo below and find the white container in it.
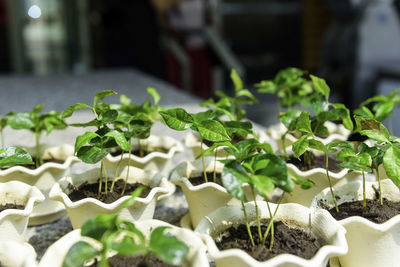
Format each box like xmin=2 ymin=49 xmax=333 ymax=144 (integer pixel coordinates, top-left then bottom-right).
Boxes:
xmin=0 ymin=181 xmax=44 ymax=242
xmin=195 ymin=201 xmax=348 ymax=267
xmin=49 ymin=165 xmax=175 ymax=229
xmin=104 ymin=135 xmax=183 ymax=176
xmin=39 ymin=219 xmax=209 ymax=267
xmin=0 ymin=241 xmax=37 ymax=267
xmin=0 ymin=144 xmax=77 ymax=225
xmin=311 ymin=179 xmax=400 ymax=267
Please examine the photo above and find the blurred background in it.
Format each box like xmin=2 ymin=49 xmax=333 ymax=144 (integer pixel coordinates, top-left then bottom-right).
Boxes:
xmin=1 ymin=0 xmax=400 ymax=130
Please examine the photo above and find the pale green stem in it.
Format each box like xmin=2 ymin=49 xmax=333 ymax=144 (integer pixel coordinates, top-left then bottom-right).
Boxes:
xmin=263 ymin=199 xmax=275 ymax=250
xmin=251 ymin=188 xmax=262 ymax=242
xmin=362 ymin=171 xmax=366 ymax=213
xmin=145 ymin=253 xmax=151 ymax=267
xmin=35 ymin=132 xmax=41 ymax=168
xmin=110 ymin=152 xmax=123 ymax=192
xmin=376 ymin=168 xmax=383 ymax=205
xmin=139 ymin=139 xmax=144 ymax=157
xmin=200 ymin=136 xmax=208 ymax=183
xmin=102 ymin=159 xmax=108 ymax=194
xmin=281 ymin=131 xmax=288 ymax=158
xmin=241 ymin=201 xmax=255 ymax=247
xmin=122 ymin=139 xmax=132 ymax=196
xmin=326 ymin=152 xmax=338 ymax=213
xmin=98 ymin=161 xmax=103 ymax=198
xmin=213 ymin=151 xmax=217 ymax=183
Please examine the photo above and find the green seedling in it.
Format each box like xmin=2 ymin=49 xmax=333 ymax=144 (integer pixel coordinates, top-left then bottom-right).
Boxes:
xmin=160 ymin=107 xmax=230 ymax=182
xmin=8 ymin=104 xmax=67 ymax=167
xmin=63 ymin=90 xmax=131 ymax=196
xmin=0 ymin=113 xmax=11 ymax=147
xmin=0 ymin=147 xmax=33 ymax=168
xmin=202 ymin=69 xmax=258 ymax=121
xmin=63 ymin=188 xmax=189 ymax=267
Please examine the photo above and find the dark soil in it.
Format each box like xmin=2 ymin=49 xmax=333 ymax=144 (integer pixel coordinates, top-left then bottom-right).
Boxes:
xmin=216 ymin=222 xmax=323 ymax=261
xmin=327 ymin=198 xmax=400 ymax=224
xmin=288 ymin=155 xmax=342 ymax=173
xmin=67 ymin=179 xmax=151 ymax=204
xmin=89 ymin=254 xmax=173 ymax=267
xmin=0 ymin=203 xmax=25 ymax=212
xmin=190 ymin=172 xmax=222 ymax=186
xmin=110 ymin=147 xmax=169 ymax=158
xmin=1 ymin=158 xmax=65 ymax=170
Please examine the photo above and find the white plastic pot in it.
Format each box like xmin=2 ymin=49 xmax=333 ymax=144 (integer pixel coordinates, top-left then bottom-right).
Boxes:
xmin=0 ymin=241 xmax=37 ymax=267
xmin=49 ymin=165 xmax=175 ymax=229
xmin=195 ymin=201 xmax=348 ymax=267
xmin=311 ymin=179 xmax=400 ymax=267
xmin=39 ymin=219 xmax=209 ymax=267
xmin=0 ymin=144 xmax=77 ymax=225
xmin=104 ymin=135 xmax=183 ymax=176
xmin=0 ymin=181 xmax=44 ymax=243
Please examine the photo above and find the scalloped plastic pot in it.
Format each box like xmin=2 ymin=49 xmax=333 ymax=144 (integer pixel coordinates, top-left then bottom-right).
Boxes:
xmin=103 ymin=135 xmax=183 ymax=176
xmin=0 ymin=144 xmax=78 ymax=225
xmin=0 ymin=181 xmax=44 ymax=243
xmin=195 ymin=201 xmax=348 ymax=267
xmin=311 ymin=179 xmax=400 ymax=267
xmin=266 ymin=121 xmax=350 ymax=151
xmin=170 ymin=157 xmax=261 ymax=229
xmin=0 ymin=241 xmax=37 ymax=267
xmin=49 ymin=165 xmax=175 ymax=229
xmin=39 ymin=219 xmax=209 ymax=267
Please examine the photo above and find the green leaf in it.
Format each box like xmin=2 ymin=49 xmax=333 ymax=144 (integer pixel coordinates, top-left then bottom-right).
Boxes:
xmin=355 ymin=116 xmax=390 ymax=143
xmin=192 ymin=110 xmax=215 ymax=124
xmin=336 ymin=147 xmax=356 ymax=161
xmin=252 ymin=175 xmax=274 ymax=198
xmin=308 ymin=139 xmax=326 ymax=153
xmin=150 ymin=227 xmax=189 ymax=266
xmin=296 ymin=111 xmax=312 ymax=134
xmin=0 ymin=147 xmax=33 ymax=168
xmin=292 ymin=135 xmax=309 ymax=159
xmin=75 ymin=132 xmax=100 ymax=153
xmin=330 ymin=103 xmax=354 ymax=131
xmin=99 ymin=109 xmax=118 ymax=123
xmin=278 ymin=109 xmax=302 ymax=130
xmin=63 ymin=241 xmax=100 ymax=267
xmin=94 ymin=90 xmax=117 ymax=106
xmin=222 ymin=161 xmax=250 ymax=201
xmin=159 ymin=108 xmax=193 ymax=131
xmin=81 ymin=214 xmax=118 ymax=240
xmin=255 ymin=80 xmax=277 ymax=94
xmin=197 ymin=120 xmax=230 ymax=142
xmin=70 ymin=119 xmax=102 ymax=128
xmin=383 ymin=146 xmax=400 ymax=187
xmin=354 ymin=106 xmax=374 ymax=119
xmin=147 ymin=87 xmax=161 ymax=105
xmin=112 ymin=236 xmax=148 ymax=257
xmin=310 ymin=75 xmax=330 ymax=101
xmin=32 ymin=104 xmax=43 ymax=114
xmin=374 ymin=101 xmax=394 ymax=122
xmin=62 ymin=103 xmax=92 ymax=119
xmin=105 ymin=130 xmax=130 ymax=151
xmin=77 ymin=146 xmax=110 ymax=164
xmin=231 ymin=69 xmax=243 ymax=92
xmin=293 ymin=175 xmax=315 ymax=190
xmin=120 ymin=94 xmax=131 ymax=106
xmin=255 ymin=154 xmax=292 ymax=193
xmin=8 ymin=112 xmax=35 ymax=130
xmin=119 ymin=187 xmax=144 ymax=210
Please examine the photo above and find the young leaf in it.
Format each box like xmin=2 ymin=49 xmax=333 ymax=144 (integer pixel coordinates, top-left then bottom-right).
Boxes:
xmin=292 ymin=135 xmax=309 ymax=159
xmin=8 ymin=112 xmax=35 ymax=129
xmin=278 ymin=109 xmax=302 ymax=130
xmin=75 ymin=132 xmax=100 ymax=153
xmin=383 ymin=145 xmax=400 ymax=187
xmin=296 ymin=111 xmax=312 ymax=134
xmin=197 ymin=120 xmax=230 ymax=142
xmin=159 ymin=108 xmax=193 ymax=131
xmin=0 ymin=147 xmax=33 ymax=168
xmin=105 ymin=130 xmax=130 ymax=151
xmin=221 ymin=161 xmax=250 ymax=202
xmin=252 ymin=174 xmax=274 ymax=198
xmin=231 ymin=69 xmax=243 ymax=92
xmin=147 ymin=87 xmax=161 ymax=105
xmin=62 ymin=103 xmax=92 ymax=119
xmin=355 ymin=116 xmax=390 ymax=143
xmin=81 ymin=214 xmax=118 ymax=241
xmin=93 ymin=90 xmax=117 ymax=107
xmin=310 ymin=75 xmax=330 ymax=101
xmin=77 ymin=146 xmax=110 ymax=164
xmin=120 ymin=94 xmax=131 ymax=106
xmin=63 ymin=241 xmax=100 ymax=267
xmin=119 ymin=187 xmax=145 ymax=210
xmin=112 ymin=236 xmax=148 ymax=257
xmin=150 ymin=226 xmax=189 ymax=266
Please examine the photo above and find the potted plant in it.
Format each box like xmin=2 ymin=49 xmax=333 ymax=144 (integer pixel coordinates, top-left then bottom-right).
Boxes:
xmin=1 ymin=105 xmax=78 ymax=225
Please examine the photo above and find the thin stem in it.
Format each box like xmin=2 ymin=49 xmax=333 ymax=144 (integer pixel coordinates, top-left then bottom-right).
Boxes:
xmin=102 ymin=159 xmax=108 ymax=194
xmin=122 ymin=139 xmax=132 ymax=196
xmin=376 ymin=168 xmax=383 ymax=205
xmin=213 ymin=151 xmax=217 ymax=183
xmin=139 ymin=139 xmax=144 ymax=157
xmin=251 ymin=188 xmax=262 ymax=242
xmin=326 ymin=152 xmax=338 ymax=213
xmin=35 ymin=132 xmax=41 ymax=168
xmin=362 ymin=171 xmax=366 ymax=213
xmin=145 ymin=253 xmax=151 ymax=267
xmin=110 ymin=152 xmax=123 ymax=192
xmin=241 ymin=201 xmax=255 ymax=247
xmin=98 ymin=161 xmax=103 ymax=199
xmin=200 ymin=136 xmax=208 ymax=183
xmin=281 ymin=131 xmax=288 ymax=157
xmin=263 ymin=199 xmax=275 ymax=250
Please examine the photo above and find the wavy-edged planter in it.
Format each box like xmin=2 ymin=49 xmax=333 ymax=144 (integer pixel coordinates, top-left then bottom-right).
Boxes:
xmin=104 ymin=135 xmax=184 ymax=176
xmin=267 ymin=121 xmax=350 ymax=151
xmin=284 ymin=163 xmax=362 ymax=207
xmin=171 ymin=157 xmax=260 ymax=229
xmin=311 ymin=179 xmax=400 ymax=267
xmin=39 ymin=219 xmax=209 ymax=267
xmin=0 ymin=144 xmax=78 ymax=225
xmin=0 ymin=181 xmax=44 ymax=242
xmin=195 ymin=201 xmax=348 ymax=267
xmin=49 ymin=165 xmax=175 ymax=229
xmin=0 ymin=241 xmax=37 ymax=267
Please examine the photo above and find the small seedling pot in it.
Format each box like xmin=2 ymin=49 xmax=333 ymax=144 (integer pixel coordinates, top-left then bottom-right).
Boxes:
xmin=195 ymin=201 xmax=348 ymax=267
xmin=170 ymin=157 xmax=260 ymax=229
xmin=267 ymin=121 xmax=350 ymax=151
xmin=311 ymin=179 xmax=400 ymax=267
xmin=0 ymin=181 xmax=44 ymax=243
xmin=104 ymin=135 xmax=183 ymax=176
xmin=0 ymin=144 xmax=78 ymax=225
xmin=0 ymin=241 xmax=37 ymax=267
xmin=39 ymin=219 xmax=209 ymax=267
xmin=49 ymin=165 xmax=175 ymax=229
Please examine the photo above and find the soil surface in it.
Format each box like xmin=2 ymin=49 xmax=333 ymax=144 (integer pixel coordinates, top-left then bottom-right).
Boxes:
xmin=0 ymin=203 xmax=25 ymax=212
xmin=1 ymin=158 xmax=65 ymax=170
xmin=67 ymin=179 xmax=151 ymax=204
xmin=89 ymin=254 xmax=173 ymax=267
xmin=216 ymin=221 xmax=323 ymax=261
xmin=288 ymin=155 xmax=342 ymax=173
xmin=190 ymin=172 xmax=222 ymax=186
xmin=327 ymin=198 xmax=400 ymax=224
xmin=110 ymin=148 xmax=169 ymax=158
